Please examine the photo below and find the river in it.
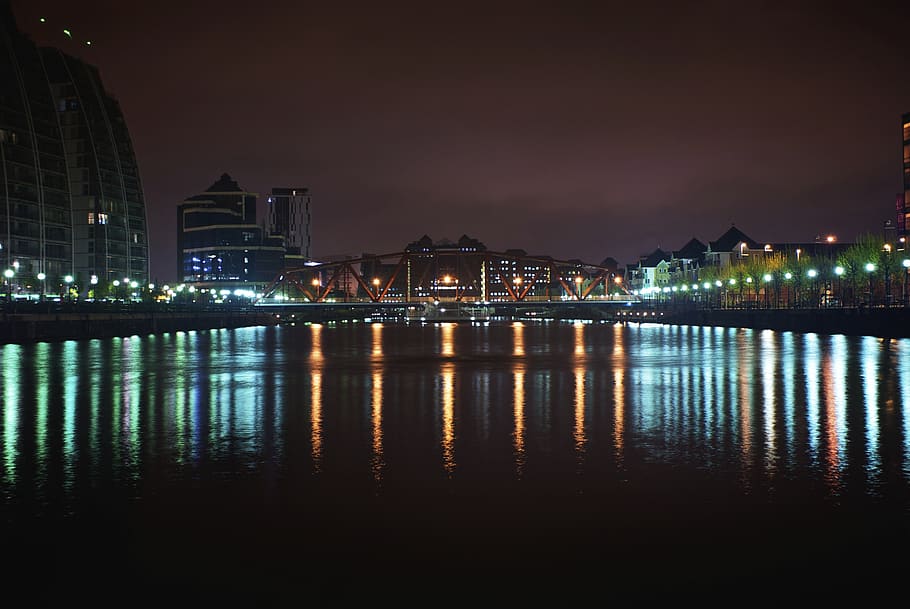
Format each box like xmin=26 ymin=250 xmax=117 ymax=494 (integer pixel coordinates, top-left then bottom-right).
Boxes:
xmin=2 ymin=320 xmax=908 ymax=604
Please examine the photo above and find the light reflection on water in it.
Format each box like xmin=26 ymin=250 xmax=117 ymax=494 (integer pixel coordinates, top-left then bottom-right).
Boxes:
xmin=2 ymin=322 xmax=910 ymax=529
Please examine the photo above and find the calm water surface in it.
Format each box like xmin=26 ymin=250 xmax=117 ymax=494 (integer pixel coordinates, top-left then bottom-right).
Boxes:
xmin=2 ymin=321 xmax=909 ymax=603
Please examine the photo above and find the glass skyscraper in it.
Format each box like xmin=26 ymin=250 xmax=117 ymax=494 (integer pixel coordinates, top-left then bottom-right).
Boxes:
xmin=0 ymin=2 xmax=148 ymax=297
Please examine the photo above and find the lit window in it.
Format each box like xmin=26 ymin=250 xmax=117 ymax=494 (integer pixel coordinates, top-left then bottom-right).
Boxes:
xmin=98 ymin=213 xmax=109 ymax=225
xmin=87 ymin=212 xmax=95 ymax=224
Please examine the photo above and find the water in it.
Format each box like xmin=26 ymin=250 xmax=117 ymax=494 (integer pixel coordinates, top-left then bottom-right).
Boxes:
xmin=2 ymin=320 xmax=909 ymax=604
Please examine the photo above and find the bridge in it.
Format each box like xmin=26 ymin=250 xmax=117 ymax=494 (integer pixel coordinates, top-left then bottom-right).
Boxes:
xmin=257 ymin=248 xmax=637 ymax=305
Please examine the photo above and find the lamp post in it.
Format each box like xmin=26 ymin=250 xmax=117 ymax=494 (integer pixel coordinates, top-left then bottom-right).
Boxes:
xmin=834 ymin=266 xmax=844 ymax=307
xmin=37 ymin=272 xmax=46 ymax=300
xmin=372 ymin=277 xmax=381 ymax=301
xmin=784 ymin=272 xmax=792 ymax=308
xmin=574 ymin=276 xmax=583 ymax=301
xmin=882 ymin=243 xmax=891 ymax=307
xmin=865 ymin=262 xmax=875 ymax=306
xmin=763 ymin=273 xmax=772 ymax=308
xmin=3 ymin=268 xmax=13 ymax=303
xmin=64 ymin=274 xmax=73 ymax=302
xmin=903 ymin=259 xmax=910 ymax=307
xmin=807 ymin=269 xmax=818 ymax=308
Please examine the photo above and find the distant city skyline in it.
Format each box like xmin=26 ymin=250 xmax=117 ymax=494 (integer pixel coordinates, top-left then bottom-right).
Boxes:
xmin=10 ymin=0 xmax=910 ymax=282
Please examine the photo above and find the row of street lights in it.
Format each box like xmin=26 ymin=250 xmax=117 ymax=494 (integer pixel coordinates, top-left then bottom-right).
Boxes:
xmin=635 ymin=259 xmax=910 ymax=308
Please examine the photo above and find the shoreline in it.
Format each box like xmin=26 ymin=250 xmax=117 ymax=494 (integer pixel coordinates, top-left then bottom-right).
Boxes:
xmin=1 ymin=304 xmax=908 ymax=344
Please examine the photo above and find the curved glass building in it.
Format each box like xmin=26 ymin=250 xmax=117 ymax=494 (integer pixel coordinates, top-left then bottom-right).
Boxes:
xmin=0 ymin=2 xmax=148 ymax=298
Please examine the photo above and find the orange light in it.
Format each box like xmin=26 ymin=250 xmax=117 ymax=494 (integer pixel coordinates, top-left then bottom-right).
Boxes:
xmin=311 ymin=278 xmax=320 ymax=287
xmin=372 ymin=277 xmax=380 ymax=286
xmin=826 ymin=235 xmax=836 ymax=243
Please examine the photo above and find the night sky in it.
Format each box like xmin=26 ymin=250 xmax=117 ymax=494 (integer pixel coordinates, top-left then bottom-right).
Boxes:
xmin=10 ymin=0 xmax=910 ymax=282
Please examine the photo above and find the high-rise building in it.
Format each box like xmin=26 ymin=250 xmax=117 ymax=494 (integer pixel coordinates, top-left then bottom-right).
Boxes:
xmin=900 ymin=112 xmax=910 ymax=239
xmin=0 ymin=2 xmax=149 ymax=297
xmin=266 ymin=187 xmax=310 ymax=266
xmin=177 ymin=173 xmax=284 ymax=290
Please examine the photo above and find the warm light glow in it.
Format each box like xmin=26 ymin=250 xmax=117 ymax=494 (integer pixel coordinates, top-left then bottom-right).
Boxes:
xmin=311 ymin=278 xmax=320 ymax=286
xmin=372 ymin=277 xmax=380 ymax=287
xmin=441 ymin=363 xmax=455 ymax=476
xmin=371 ymin=369 xmax=384 ymax=483
xmin=826 ymin=235 xmax=836 ymax=243
xmin=513 ymin=366 xmax=525 ymax=477
xmin=443 ymin=275 xmax=452 ymax=284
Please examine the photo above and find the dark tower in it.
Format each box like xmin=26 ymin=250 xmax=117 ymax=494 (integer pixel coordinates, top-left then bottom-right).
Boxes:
xmin=266 ymin=187 xmax=311 ymax=260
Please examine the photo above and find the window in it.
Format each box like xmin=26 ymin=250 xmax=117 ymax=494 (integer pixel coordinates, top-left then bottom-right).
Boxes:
xmin=87 ymin=212 xmax=94 ymax=225
xmin=98 ymin=213 xmax=109 ymax=225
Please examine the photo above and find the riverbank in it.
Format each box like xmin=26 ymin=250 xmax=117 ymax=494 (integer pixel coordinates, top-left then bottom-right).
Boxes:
xmin=2 ymin=303 xmax=908 ymax=344
xmin=0 ymin=308 xmax=278 ymax=344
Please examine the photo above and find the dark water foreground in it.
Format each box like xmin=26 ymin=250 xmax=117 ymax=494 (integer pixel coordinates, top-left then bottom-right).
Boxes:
xmin=2 ymin=321 xmax=909 ymax=604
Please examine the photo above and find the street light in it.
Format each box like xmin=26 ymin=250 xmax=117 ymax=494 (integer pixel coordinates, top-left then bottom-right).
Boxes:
xmin=574 ymin=276 xmax=583 ymax=300
xmin=865 ymin=262 xmax=875 ymax=306
xmin=37 ymin=272 xmax=46 ymax=299
xmin=903 ymin=259 xmax=910 ymax=306
xmin=64 ymin=274 xmax=73 ymax=302
xmin=763 ymin=273 xmax=772 ymax=308
xmin=808 ymin=269 xmax=818 ymax=307
xmin=3 ymin=268 xmax=13 ymax=303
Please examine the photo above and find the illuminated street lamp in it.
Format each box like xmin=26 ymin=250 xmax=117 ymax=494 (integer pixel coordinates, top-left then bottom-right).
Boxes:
xmin=807 ymin=269 xmax=818 ymax=307
xmin=903 ymin=259 xmax=910 ymax=306
xmin=3 ymin=268 xmax=13 ymax=302
xmin=37 ymin=272 xmax=46 ymax=299
xmin=865 ymin=262 xmax=876 ymax=306
xmin=372 ymin=277 xmax=381 ymax=299
xmin=574 ymin=276 xmax=583 ymax=300
xmin=64 ymin=274 xmax=73 ymax=301
xmin=763 ymin=273 xmax=772 ymax=308
xmin=834 ymin=266 xmax=844 ymax=306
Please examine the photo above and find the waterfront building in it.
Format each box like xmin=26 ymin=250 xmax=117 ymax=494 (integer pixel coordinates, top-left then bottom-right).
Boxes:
xmin=627 ymin=248 xmax=672 ymax=293
xmin=176 ymin=173 xmax=284 ymax=295
xmin=267 ymin=186 xmax=311 ymax=268
xmin=703 ymin=225 xmax=762 ymax=267
xmin=0 ymin=2 xmax=149 ymax=298
xmin=404 ymin=234 xmax=486 ymax=301
xmin=900 ymin=112 xmax=910 ymax=240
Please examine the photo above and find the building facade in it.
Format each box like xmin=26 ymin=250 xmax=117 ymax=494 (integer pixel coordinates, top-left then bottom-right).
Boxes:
xmin=176 ymin=173 xmax=284 ymax=292
xmin=901 ymin=112 xmax=910 ymax=239
xmin=0 ymin=2 xmax=149 ymax=297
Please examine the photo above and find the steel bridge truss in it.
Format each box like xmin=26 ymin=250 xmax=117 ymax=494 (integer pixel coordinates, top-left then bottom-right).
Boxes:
xmin=259 ymin=250 xmax=630 ymax=303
